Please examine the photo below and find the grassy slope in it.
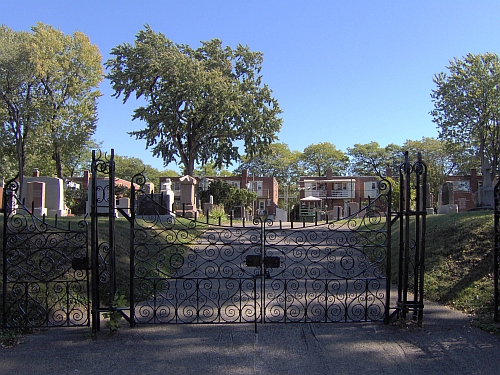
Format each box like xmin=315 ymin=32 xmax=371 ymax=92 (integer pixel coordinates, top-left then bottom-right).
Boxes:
xmin=422 ymin=211 xmax=498 ymax=330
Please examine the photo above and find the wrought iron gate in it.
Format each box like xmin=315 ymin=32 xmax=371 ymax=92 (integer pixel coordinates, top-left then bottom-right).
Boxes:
xmin=1 ymin=150 xmax=426 ymax=330
xmin=125 ymin=180 xmax=392 ymax=328
xmin=1 ymin=180 xmax=90 ymax=328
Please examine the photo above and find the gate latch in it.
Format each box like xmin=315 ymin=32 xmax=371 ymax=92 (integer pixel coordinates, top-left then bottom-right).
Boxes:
xmin=245 ymin=255 xmax=280 ymax=269
xmin=72 ymin=257 xmax=90 ymax=271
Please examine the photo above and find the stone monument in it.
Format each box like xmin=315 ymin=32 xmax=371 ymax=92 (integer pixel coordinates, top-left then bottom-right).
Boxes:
xmin=160 ymin=178 xmax=175 ymax=216
xmin=176 ymin=175 xmax=198 ymax=218
xmin=475 ymin=163 xmax=495 ymax=209
xmin=437 ymin=181 xmax=458 ymax=214
xmin=23 ymin=169 xmax=68 ymax=216
xmin=202 ymin=195 xmax=214 ymax=216
xmin=26 ymin=181 xmax=47 ymax=216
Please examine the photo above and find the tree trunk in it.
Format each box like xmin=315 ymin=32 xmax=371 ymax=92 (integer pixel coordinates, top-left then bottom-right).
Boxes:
xmin=54 ymin=150 xmax=63 ymax=179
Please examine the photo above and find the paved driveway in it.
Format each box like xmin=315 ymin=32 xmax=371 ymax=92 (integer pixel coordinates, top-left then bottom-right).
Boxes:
xmin=1 ymin=300 xmax=499 ymax=375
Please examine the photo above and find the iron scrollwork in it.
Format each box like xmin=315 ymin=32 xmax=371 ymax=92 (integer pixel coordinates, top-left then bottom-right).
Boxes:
xmin=2 ymin=184 xmax=89 ymax=329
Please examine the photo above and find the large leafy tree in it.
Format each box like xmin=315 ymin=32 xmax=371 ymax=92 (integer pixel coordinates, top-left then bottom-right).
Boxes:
xmin=300 ymin=142 xmax=348 ymax=177
xmin=0 ymin=26 xmax=36 ymax=188
xmin=106 ymin=26 xmax=282 ymax=176
xmin=30 ymin=23 xmax=103 ymax=179
xmin=430 ymin=53 xmax=500 ymax=181
xmin=0 ymin=23 xmax=102 ymax=187
xmin=347 ymin=141 xmax=402 ymax=177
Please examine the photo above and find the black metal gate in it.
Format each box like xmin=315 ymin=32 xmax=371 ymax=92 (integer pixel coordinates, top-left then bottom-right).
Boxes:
xmin=2 ymin=151 xmax=426 ymax=330
xmin=1 ymin=180 xmax=90 ymax=328
xmin=124 ymin=183 xmax=392 ymax=328
xmin=494 ymin=182 xmax=500 ymax=322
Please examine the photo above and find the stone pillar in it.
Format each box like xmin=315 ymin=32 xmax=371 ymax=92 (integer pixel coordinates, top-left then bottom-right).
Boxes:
xmin=478 ymin=163 xmax=494 ymax=209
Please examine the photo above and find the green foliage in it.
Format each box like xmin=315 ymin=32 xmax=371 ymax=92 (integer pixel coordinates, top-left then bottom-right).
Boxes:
xmin=209 ymin=204 xmax=226 ymax=220
xmin=421 ymin=212 xmax=495 ymax=326
xmin=194 ymin=162 xmax=234 ymax=177
xmin=199 ymin=179 xmax=257 ymax=213
xmin=113 ymin=154 xmax=179 ymax=187
xmin=347 ymin=141 xmax=402 ymax=177
xmin=106 ymin=26 xmax=282 ymax=176
xmin=403 ymin=137 xmax=455 ymax=206
xmin=300 ymin=142 xmax=348 ymax=176
xmin=0 ymin=23 xmax=102 ymax=183
xmin=102 ymin=293 xmax=127 ymax=333
xmin=1 ymin=328 xmax=25 ymax=348
xmin=431 ymin=53 xmax=500 ymax=180
xmin=64 ymin=187 xmax=87 ymax=215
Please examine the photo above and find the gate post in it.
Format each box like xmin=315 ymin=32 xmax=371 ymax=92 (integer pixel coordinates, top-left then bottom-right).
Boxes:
xmin=396 ymin=151 xmax=427 ymax=325
xmin=90 ymin=149 xmax=117 ymax=333
xmin=494 ymin=182 xmax=500 ymax=322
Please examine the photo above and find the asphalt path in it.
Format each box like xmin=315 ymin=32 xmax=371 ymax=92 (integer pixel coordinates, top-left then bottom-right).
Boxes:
xmin=2 ymin=300 xmax=500 ymax=375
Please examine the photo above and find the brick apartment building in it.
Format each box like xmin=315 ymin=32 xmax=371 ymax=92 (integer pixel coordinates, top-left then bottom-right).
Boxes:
xmin=298 ymin=169 xmax=388 ymax=219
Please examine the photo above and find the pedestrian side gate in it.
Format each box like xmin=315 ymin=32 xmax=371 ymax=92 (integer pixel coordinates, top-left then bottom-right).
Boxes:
xmin=2 ymin=151 xmax=427 ymax=331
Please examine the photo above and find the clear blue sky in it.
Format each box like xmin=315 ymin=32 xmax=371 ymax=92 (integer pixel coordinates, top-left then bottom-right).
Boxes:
xmin=4 ymin=0 xmax=500 ymax=172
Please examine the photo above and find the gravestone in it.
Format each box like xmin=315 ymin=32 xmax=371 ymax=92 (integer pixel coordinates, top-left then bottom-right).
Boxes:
xmin=23 ymin=170 xmax=68 ymax=216
xmin=143 ymin=182 xmax=154 ymax=195
xmin=477 ymin=163 xmax=495 ymax=209
xmin=160 ymin=178 xmax=175 ymax=216
xmin=347 ymin=202 xmax=359 ymax=217
xmin=232 ymin=205 xmax=244 ymax=219
xmin=442 ymin=182 xmax=453 ymax=205
xmin=437 ymin=181 xmax=458 ymax=214
xmin=202 ymin=195 xmax=214 ymax=216
xmin=176 ymin=175 xmax=198 ymax=218
xmin=26 ymin=181 xmax=47 ymax=216
xmin=116 ymin=197 xmax=130 ymax=218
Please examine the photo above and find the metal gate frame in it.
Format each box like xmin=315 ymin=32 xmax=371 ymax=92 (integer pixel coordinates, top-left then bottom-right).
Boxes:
xmin=394 ymin=151 xmax=427 ymax=324
xmin=1 ymin=179 xmax=90 ymax=329
xmin=117 ymin=151 xmax=426 ymax=328
xmin=494 ymin=182 xmax=500 ymax=322
xmin=2 ymin=150 xmax=426 ymax=330
xmin=123 ymin=182 xmax=393 ymax=329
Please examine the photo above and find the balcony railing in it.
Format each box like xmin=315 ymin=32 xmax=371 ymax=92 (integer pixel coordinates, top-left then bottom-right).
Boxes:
xmin=304 ymin=190 xmax=327 ymax=198
xmin=329 ymin=190 xmax=354 ymax=198
xmin=305 ymin=190 xmax=354 ymax=199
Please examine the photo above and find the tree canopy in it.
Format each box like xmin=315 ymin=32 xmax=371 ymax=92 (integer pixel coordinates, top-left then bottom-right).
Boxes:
xmin=236 ymin=142 xmax=303 ymax=186
xmin=300 ymin=142 xmax=348 ymax=177
xmin=0 ymin=23 xmax=102 ymax=186
xmin=347 ymin=141 xmax=402 ymax=177
xmin=106 ymin=26 xmax=282 ymax=176
xmin=431 ymin=53 xmax=500 ymax=181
